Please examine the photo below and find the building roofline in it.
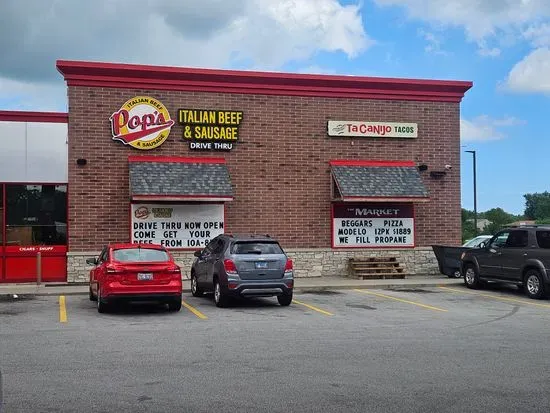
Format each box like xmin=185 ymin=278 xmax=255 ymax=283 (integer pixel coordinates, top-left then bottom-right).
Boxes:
xmin=0 ymin=110 xmax=68 ymax=123
xmin=56 ymin=59 xmax=473 ymax=103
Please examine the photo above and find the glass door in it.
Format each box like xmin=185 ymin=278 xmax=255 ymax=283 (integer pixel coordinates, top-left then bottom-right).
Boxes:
xmin=0 ymin=184 xmax=4 ymax=281
xmin=3 ymin=184 xmax=67 ymax=282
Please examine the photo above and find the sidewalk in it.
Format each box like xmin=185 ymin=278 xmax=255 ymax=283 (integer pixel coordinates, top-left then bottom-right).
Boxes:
xmin=0 ymin=275 xmax=463 ymax=296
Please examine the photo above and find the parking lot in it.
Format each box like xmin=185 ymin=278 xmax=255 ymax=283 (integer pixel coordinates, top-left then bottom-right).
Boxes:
xmin=2 ymin=284 xmax=550 ymax=412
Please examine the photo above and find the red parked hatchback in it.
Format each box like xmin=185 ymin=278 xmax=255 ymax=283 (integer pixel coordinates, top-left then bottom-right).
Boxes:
xmin=87 ymin=243 xmax=182 ymax=313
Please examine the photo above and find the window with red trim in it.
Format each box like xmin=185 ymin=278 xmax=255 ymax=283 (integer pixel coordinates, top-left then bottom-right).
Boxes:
xmin=5 ymin=184 xmax=67 ymax=246
xmin=0 ymin=184 xmax=3 ymax=246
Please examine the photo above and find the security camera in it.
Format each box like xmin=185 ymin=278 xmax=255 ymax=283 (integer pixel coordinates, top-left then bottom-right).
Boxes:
xmin=445 ymin=164 xmax=452 ymax=170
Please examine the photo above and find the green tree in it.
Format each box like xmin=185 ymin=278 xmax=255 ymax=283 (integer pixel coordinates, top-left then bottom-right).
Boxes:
xmin=461 ymin=207 xmax=526 ymax=242
xmin=462 ymin=219 xmax=477 ymax=243
xmin=484 ymin=207 xmax=514 ymax=225
xmin=461 ymin=208 xmax=477 ymax=242
xmin=524 ymin=191 xmax=550 ymax=220
xmin=461 ymin=208 xmax=475 ymax=222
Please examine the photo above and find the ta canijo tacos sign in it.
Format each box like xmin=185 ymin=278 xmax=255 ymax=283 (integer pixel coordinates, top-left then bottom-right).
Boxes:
xmin=328 ymin=121 xmax=418 ymax=138
xmin=110 ymin=96 xmax=175 ymax=150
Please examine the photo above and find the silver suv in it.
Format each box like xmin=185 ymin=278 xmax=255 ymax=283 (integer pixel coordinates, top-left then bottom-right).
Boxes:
xmin=190 ymin=234 xmax=294 ymax=307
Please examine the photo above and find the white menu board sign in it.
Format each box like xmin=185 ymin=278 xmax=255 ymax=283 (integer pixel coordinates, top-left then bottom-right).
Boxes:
xmin=131 ymin=203 xmax=224 ymax=249
xmin=333 ymin=203 xmax=414 ymax=248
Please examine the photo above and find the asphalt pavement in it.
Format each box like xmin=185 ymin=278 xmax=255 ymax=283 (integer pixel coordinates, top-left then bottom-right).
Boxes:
xmin=0 ymin=274 xmax=463 ymax=296
xmin=2 ymin=283 xmax=550 ymax=412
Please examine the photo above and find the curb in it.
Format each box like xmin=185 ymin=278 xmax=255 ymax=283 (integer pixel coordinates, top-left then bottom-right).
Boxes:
xmin=293 ymin=282 xmax=462 ymax=293
xmin=0 ymin=280 xmax=462 ymax=297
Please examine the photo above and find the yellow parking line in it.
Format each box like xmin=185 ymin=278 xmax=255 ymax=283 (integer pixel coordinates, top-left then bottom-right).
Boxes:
xmin=182 ymin=301 xmax=208 ymax=319
xmin=439 ymin=286 xmax=550 ymax=308
xmin=59 ymin=296 xmax=67 ymax=323
xmin=353 ymin=289 xmax=447 ymax=312
xmin=292 ymin=299 xmax=334 ymax=316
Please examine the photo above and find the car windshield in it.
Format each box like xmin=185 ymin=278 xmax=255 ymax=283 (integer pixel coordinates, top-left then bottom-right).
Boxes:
xmin=462 ymin=236 xmax=490 ymax=248
xmin=231 ymin=241 xmax=283 ymax=254
xmin=112 ymin=247 xmax=170 ymax=262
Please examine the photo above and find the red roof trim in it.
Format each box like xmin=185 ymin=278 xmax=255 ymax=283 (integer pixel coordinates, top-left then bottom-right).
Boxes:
xmin=132 ymin=194 xmax=233 ymax=200
xmin=342 ymin=195 xmax=429 ymax=199
xmin=64 ymin=80 xmax=464 ymax=102
xmin=128 ymin=156 xmax=226 ymax=164
xmin=340 ymin=196 xmax=429 ymax=203
xmin=0 ymin=110 xmax=68 ymax=123
xmin=329 ymin=160 xmax=416 ymax=167
xmin=56 ymin=60 xmax=473 ymax=103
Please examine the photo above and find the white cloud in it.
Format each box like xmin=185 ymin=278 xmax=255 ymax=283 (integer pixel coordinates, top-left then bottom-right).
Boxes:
xmin=373 ymin=0 xmax=550 ymax=94
xmin=374 ymin=0 xmax=550 ymax=56
xmin=0 ymin=0 xmax=372 ymax=110
xmin=0 ymin=78 xmax=67 ymax=111
xmin=0 ymin=0 xmax=371 ymax=82
xmin=477 ymin=39 xmax=501 ymax=57
xmin=296 ymin=65 xmax=338 ymax=75
xmin=460 ymin=115 xmax=525 ymax=142
xmin=506 ymin=47 xmax=550 ymax=93
xmin=523 ymin=23 xmax=550 ymax=47
xmin=417 ymin=29 xmax=448 ymax=55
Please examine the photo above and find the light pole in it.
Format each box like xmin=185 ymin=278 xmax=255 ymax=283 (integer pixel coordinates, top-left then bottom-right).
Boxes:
xmin=465 ymin=150 xmax=477 ymax=236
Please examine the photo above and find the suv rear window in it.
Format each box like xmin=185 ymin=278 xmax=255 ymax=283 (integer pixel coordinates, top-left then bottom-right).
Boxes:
xmin=231 ymin=241 xmax=283 ymax=255
xmin=505 ymin=230 xmax=528 ymax=248
xmin=112 ymin=248 xmax=170 ymax=262
xmin=536 ymin=231 xmax=550 ymax=249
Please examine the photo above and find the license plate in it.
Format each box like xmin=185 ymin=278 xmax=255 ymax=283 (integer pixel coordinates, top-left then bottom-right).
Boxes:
xmin=255 ymin=261 xmax=268 ymax=269
xmin=137 ymin=273 xmax=153 ymax=281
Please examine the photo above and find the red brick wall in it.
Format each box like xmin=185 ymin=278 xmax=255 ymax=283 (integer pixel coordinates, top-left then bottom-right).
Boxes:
xmin=67 ymin=86 xmax=461 ymax=251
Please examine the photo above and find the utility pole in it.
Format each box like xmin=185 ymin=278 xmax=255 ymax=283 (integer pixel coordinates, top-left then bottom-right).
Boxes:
xmin=465 ymin=150 xmax=477 ymax=236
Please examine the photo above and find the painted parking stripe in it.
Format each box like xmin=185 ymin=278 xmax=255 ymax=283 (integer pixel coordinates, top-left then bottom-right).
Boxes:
xmin=439 ymin=286 xmax=550 ymax=308
xmin=292 ymin=299 xmax=334 ymax=316
xmin=353 ymin=289 xmax=447 ymax=312
xmin=59 ymin=296 xmax=67 ymax=323
xmin=182 ymin=300 xmax=208 ymax=319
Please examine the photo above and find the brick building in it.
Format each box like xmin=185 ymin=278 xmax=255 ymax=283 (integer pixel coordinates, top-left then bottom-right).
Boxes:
xmin=0 ymin=60 xmax=472 ymax=283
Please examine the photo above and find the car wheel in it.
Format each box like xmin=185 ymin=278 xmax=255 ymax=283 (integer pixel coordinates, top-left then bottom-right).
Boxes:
xmin=449 ymin=270 xmax=462 ymax=278
xmin=277 ymin=292 xmax=293 ymax=306
xmin=89 ymin=285 xmax=97 ymax=301
xmin=463 ymin=264 xmax=482 ymax=289
xmin=524 ymin=269 xmax=546 ymax=299
xmin=214 ymin=279 xmax=228 ymax=308
xmin=168 ymin=298 xmax=182 ymax=312
xmin=191 ymin=273 xmax=203 ymax=297
xmin=97 ymin=285 xmax=108 ymax=313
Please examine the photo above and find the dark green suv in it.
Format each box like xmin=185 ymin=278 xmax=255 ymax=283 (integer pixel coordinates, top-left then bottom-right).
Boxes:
xmin=461 ymin=225 xmax=550 ymax=299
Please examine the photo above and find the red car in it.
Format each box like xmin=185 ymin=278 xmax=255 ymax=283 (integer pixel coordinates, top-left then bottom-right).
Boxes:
xmin=87 ymin=243 xmax=182 ymax=313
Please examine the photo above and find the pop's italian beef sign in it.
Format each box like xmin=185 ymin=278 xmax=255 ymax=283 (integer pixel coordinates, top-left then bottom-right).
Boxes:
xmin=110 ymin=96 xmax=175 ymax=150
xmin=131 ymin=204 xmax=224 ymax=249
xmin=333 ymin=203 xmax=414 ymax=248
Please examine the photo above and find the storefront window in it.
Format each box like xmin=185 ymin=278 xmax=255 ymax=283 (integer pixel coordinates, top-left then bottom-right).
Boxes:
xmin=0 ymin=184 xmax=3 ymax=245
xmin=0 ymin=121 xmax=68 ymax=183
xmin=6 ymin=184 xmax=67 ymax=246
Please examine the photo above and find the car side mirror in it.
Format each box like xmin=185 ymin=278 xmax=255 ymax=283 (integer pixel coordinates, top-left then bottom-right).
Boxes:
xmin=193 ymin=250 xmax=202 ymax=258
xmin=86 ymin=257 xmax=98 ymax=266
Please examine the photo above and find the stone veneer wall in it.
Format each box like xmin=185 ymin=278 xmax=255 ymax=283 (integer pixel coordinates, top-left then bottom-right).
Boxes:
xmin=67 ymin=247 xmax=439 ymax=283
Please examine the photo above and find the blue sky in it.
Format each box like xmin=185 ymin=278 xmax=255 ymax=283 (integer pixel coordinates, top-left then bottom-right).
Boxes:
xmin=1 ymin=0 xmax=549 ymax=215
